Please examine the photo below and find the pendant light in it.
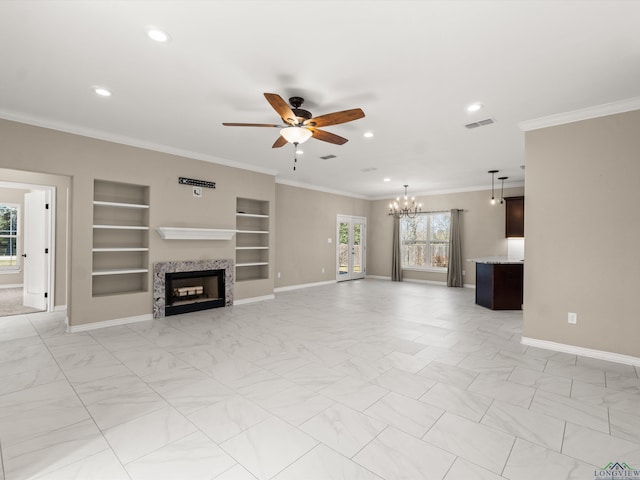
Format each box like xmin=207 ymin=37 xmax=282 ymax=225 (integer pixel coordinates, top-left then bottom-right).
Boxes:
xmin=498 ymin=176 xmax=508 ymax=204
xmin=488 ymin=170 xmax=499 ymax=205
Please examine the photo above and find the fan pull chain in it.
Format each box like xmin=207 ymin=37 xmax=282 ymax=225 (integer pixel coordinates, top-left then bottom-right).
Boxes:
xmin=293 ymin=142 xmax=298 ymax=171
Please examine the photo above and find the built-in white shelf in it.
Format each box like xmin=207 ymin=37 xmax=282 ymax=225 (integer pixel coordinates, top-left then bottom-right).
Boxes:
xmin=93 ymin=200 xmax=149 ymax=209
xmin=156 ymin=227 xmax=236 ymax=240
xmin=93 ymin=225 xmax=149 ymax=230
xmin=92 ymin=180 xmax=150 ymax=297
xmin=236 ymin=198 xmax=270 ymax=282
xmin=92 ymin=268 xmax=149 ymax=276
xmin=93 ymin=247 xmax=149 ymax=252
xmin=236 ymin=212 xmax=269 ymax=218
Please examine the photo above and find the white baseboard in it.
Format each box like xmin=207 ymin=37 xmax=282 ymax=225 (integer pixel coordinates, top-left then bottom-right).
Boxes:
xmin=404 ymin=278 xmax=447 ymax=286
xmin=53 ymin=304 xmax=67 ymax=312
xmin=67 ymin=314 xmax=153 ymax=333
xmin=0 ymin=283 xmax=23 ymax=289
xmin=365 ymin=276 xmax=475 ymax=289
xmin=274 ymin=280 xmax=336 ymax=293
xmin=521 ymin=336 xmax=640 ymax=367
xmin=233 ymin=294 xmax=275 ymax=305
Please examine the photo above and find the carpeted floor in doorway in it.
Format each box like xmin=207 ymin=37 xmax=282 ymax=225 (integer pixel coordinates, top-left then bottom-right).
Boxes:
xmin=0 ymin=287 xmax=43 ymax=317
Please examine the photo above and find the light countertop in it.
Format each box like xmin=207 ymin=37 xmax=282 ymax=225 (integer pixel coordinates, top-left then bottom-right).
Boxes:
xmin=468 ymin=256 xmax=524 ymax=264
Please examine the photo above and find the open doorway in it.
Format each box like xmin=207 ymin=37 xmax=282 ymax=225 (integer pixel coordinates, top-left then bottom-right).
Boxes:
xmin=0 ymin=181 xmax=55 ymax=318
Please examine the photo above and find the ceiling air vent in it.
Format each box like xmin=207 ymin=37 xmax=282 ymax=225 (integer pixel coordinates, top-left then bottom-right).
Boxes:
xmin=320 ymin=154 xmax=337 ymax=160
xmin=465 ymin=118 xmax=495 ymax=129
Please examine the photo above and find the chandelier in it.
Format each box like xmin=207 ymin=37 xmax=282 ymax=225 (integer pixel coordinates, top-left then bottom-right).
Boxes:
xmin=389 ymin=185 xmax=422 ymax=219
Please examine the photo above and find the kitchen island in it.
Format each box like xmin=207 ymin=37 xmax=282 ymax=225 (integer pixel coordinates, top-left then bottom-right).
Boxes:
xmin=471 ymin=257 xmax=523 ymax=310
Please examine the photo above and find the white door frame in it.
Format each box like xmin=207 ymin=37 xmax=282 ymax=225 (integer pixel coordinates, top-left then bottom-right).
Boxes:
xmin=0 ymin=181 xmax=56 ymax=313
xmin=336 ymin=214 xmax=366 ymax=282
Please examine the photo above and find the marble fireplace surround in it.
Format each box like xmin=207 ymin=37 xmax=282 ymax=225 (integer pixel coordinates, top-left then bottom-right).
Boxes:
xmin=153 ymin=259 xmax=234 ymax=318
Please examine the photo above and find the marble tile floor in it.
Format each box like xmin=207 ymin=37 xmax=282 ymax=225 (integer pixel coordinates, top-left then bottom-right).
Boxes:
xmin=0 ymin=279 xmax=639 ymax=480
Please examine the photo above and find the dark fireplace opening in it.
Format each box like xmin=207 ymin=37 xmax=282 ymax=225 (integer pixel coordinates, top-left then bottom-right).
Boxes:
xmin=165 ymin=269 xmax=225 ymax=316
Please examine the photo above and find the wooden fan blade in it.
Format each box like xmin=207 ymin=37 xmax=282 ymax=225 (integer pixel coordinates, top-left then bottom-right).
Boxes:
xmin=222 ymin=123 xmax=281 ymax=127
xmin=304 ymin=108 xmax=365 ymax=127
xmin=311 ymin=129 xmax=348 ymax=145
xmin=264 ymin=93 xmax=298 ymax=125
xmin=272 ymin=136 xmax=288 ymax=148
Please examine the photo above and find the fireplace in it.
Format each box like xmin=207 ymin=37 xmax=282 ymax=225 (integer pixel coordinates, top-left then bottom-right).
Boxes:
xmin=165 ymin=269 xmax=225 ymax=316
xmin=153 ymin=259 xmax=234 ymax=318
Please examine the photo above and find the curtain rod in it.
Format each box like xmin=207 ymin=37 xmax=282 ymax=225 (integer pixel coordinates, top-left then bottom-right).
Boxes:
xmin=417 ymin=209 xmax=463 ymax=214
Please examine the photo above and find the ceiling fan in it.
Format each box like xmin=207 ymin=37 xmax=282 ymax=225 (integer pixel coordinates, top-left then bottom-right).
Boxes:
xmin=222 ymin=93 xmax=365 ymax=149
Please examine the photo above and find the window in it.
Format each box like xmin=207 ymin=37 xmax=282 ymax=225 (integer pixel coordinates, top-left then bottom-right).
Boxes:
xmin=0 ymin=204 xmax=19 ymax=271
xmin=400 ymin=212 xmax=450 ymax=270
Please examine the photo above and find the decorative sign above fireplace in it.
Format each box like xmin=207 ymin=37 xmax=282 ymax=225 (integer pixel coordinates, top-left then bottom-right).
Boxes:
xmin=178 ymin=177 xmax=216 ymax=189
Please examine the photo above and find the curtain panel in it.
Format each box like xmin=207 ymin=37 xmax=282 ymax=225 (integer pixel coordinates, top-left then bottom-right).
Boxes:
xmin=447 ymin=209 xmax=463 ymax=287
xmin=391 ymin=216 xmax=402 ymax=281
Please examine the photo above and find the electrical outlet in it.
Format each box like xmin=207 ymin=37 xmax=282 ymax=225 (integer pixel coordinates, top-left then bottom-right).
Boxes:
xmin=322 ymin=267 xmax=325 ymax=273
xmin=328 ymin=238 xmax=332 ymax=244
xmin=462 ymin=270 xmax=466 ymax=276
xmin=568 ymin=312 xmax=577 ymax=325
xmin=277 ymin=272 xmax=281 ymax=279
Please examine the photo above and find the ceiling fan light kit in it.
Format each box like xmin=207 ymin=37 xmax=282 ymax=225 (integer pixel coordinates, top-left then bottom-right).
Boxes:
xmin=279 ymin=126 xmax=312 ymax=144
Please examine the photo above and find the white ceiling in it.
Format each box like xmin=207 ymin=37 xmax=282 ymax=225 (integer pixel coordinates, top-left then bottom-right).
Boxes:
xmin=1 ymin=1 xmax=639 ymax=198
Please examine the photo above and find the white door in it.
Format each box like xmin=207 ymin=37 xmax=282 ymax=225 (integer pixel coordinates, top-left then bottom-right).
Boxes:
xmin=336 ymin=215 xmax=366 ymax=282
xmin=23 ymin=190 xmax=49 ymax=310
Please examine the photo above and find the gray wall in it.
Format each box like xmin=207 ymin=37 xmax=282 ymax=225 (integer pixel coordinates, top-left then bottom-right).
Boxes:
xmin=523 ymin=109 xmax=640 ymax=357
xmin=0 ymin=119 xmax=274 ymax=326
xmin=368 ymin=186 xmax=524 ymax=284
xmin=275 ymin=183 xmax=370 ymax=288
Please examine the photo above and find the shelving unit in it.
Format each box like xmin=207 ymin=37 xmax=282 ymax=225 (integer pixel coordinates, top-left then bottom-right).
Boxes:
xmin=236 ymin=198 xmax=269 ymax=281
xmin=92 ymin=180 xmax=150 ymax=296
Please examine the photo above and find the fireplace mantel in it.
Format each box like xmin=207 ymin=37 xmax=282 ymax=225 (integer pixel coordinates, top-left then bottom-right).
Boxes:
xmin=156 ymin=227 xmax=236 ymax=240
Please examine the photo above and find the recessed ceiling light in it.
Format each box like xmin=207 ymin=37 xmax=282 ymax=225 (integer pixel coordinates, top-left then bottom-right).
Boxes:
xmin=364 ymin=131 xmax=374 ymax=138
xmin=94 ymin=87 xmax=112 ymax=97
xmin=467 ymin=102 xmax=482 ymax=113
xmin=383 ymin=177 xmax=391 ymax=182
xmin=147 ymin=28 xmax=170 ymax=43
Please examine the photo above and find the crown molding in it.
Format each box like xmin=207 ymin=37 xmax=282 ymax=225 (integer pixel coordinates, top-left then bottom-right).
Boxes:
xmin=519 ymin=96 xmax=640 ymax=132
xmin=275 ymin=177 xmax=370 ymax=200
xmin=369 ymin=181 xmax=525 ymax=201
xmin=0 ymin=110 xmax=279 ymax=177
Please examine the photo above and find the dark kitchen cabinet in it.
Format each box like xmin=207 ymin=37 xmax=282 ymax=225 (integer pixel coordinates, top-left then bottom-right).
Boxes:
xmin=505 ymin=196 xmax=524 ymax=238
xmin=475 ymin=262 xmax=523 ymax=310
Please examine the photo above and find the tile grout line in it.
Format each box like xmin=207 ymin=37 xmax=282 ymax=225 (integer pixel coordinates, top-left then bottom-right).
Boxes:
xmin=559 ymin=420 xmax=567 ymax=453
xmin=28 ymin=320 xmax=136 ymax=480
xmin=500 ymin=435 xmax=518 ymax=478
xmin=0 ymin=438 xmax=5 ymax=480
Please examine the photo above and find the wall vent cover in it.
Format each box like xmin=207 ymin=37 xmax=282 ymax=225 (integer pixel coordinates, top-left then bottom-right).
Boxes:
xmin=320 ymin=154 xmax=337 ymax=160
xmin=465 ymin=118 xmax=495 ymax=129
